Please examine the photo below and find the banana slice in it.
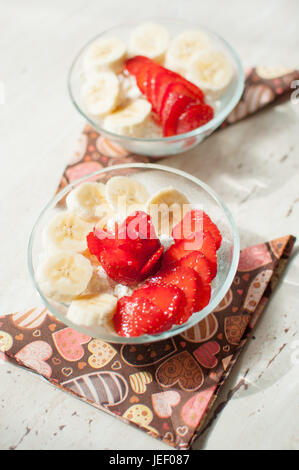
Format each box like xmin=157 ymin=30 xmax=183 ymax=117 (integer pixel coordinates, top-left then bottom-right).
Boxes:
xmin=146 ymin=187 xmax=190 ymax=236
xmin=67 ymin=293 xmax=117 ymax=328
xmin=103 ymin=99 xmax=152 ymax=138
xmin=81 ymin=72 xmax=120 ymax=116
xmin=43 ymin=211 xmax=93 ymax=252
xmin=83 ymin=37 xmax=127 ymax=74
xmin=165 ymin=30 xmax=211 ymax=74
xmin=187 ymin=50 xmax=233 ymax=97
xmin=129 ymin=22 xmax=170 ymax=63
xmin=66 ymin=182 xmax=113 ymax=221
xmin=106 ymin=176 xmax=149 ymax=214
xmin=37 ymin=251 xmax=93 ymax=302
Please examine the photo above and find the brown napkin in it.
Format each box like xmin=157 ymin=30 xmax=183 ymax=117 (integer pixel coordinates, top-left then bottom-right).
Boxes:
xmin=0 ymin=66 xmax=297 ymax=449
xmin=0 ymin=235 xmax=296 ymax=449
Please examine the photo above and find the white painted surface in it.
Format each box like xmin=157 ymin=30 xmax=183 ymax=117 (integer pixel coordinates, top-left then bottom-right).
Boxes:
xmin=0 ymin=0 xmax=299 ymax=450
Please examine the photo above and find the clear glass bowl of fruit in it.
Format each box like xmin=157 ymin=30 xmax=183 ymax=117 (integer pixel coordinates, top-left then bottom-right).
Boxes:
xmin=28 ymin=163 xmax=240 ymax=344
xmin=68 ymin=18 xmax=244 ymax=157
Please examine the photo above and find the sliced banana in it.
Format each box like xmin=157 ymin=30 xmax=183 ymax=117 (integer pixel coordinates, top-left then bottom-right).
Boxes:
xmin=255 ymin=66 xmax=293 ymax=79
xmin=66 ymin=182 xmax=113 ymax=222
xmin=106 ymin=176 xmax=149 ymax=214
xmin=103 ymin=99 xmax=152 ymax=138
xmin=146 ymin=187 xmax=190 ymax=235
xmin=83 ymin=37 xmax=127 ymax=74
xmin=43 ymin=211 xmax=93 ymax=252
xmin=81 ymin=72 xmax=120 ymax=116
xmin=187 ymin=49 xmax=233 ymax=97
xmin=67 ymin=293 xmax=117 ymax=328
xmin=37 ymin=251 xmax=93 ymax=302
xmin=129 ymin=22 xmax=170 ymax=63
xmin=165 ymin=30 xmax=211 ymax=74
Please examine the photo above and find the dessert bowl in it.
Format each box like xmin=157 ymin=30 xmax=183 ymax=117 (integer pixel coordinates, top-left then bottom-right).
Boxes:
xmin=28 ymin=164 xmax=239 ymax=343
xmin=68 ymin=18 xmax=244 ymax=157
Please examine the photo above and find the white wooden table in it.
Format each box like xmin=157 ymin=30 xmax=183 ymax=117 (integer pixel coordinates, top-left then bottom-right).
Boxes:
xmin=0 ymin=0 xmax=298 ymax=450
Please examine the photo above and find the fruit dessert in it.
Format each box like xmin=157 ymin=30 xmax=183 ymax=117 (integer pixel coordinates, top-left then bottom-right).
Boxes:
xmin=37 ymin=176 xmax=222 ymax=337
xmin=80 ymin=22 xmax=233 ymax=138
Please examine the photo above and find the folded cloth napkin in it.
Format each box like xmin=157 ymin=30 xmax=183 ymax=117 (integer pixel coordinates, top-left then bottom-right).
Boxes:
xmin=0 ymin=235 xmax=296 ymax=449
xmin=1 ymin=66 xmax=298 ymax=449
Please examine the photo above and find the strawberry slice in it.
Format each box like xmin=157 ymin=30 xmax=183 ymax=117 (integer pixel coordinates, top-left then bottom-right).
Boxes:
xmin=125 ymin=55 xmax=149 ymax=75
xmin=132 ymin=284 xmax=185 ymax=322
xmin=139 ymin=246 xmax=164 ymax=279
xmin=126 ymin=56 xmax=205 ymax=121
xmin=149 ymin=265 xmax=201 ymax=324
xmin=163 ymin=231 xmax=217 ymax=279
xmin=118 ymin=211 xmax=161 ymax=266
xmin=173 ymin=252 xmax=212 ymax=310
xmin=159 ymin=82 xmax=199 ymax=119
xmin=126 ymin=56 xmax=150 ymax=94
xmin=162 ymin=93 xmax=194 ymax=137
xmin=114 ymin=295 xmax=172 ymax=337
xmin=87 ymin=230 xmax=115 ymax=256
xmin=99 ymin=247 xmax=142 ymax=286
xmin=90 ymin=211 xmax=162 ymax=285
xmin=153 ymin=69 xmax=204 ymax=114
xmin=174 ymin=251 xmax=212 ymax=283
xmin=176 ymin=103 xmax=214 ymax=134
xmin=172 ymin=209 xmax=222 ymax=250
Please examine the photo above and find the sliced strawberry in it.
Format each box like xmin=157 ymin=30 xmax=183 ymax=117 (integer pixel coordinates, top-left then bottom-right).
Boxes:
xmin=172 ymin=209 xmax=222 ymax=249
xmin=118 ymin=211 xmax=161 ymax=266
xmin=163 ymin=69 xmax=205 ymax=103
xmin=132 ymin=284 xmax=185 ymax=322
xmin=146 ymin=64 xmax=162 ymax=112
xmin=114 ymin=295 xmax=172 ymax=337
xmin=159 ymin=82 xmax=198 ymax=118
xmin=162 ymin=93 xmax=194 ymax=137
xmin=126 ymin=56 xmax=151 ymax=94
xmin=149 ymin=265 xmax=201 ymax=324
xmin=86 ymin=231 xmax=102 ymax=256
xmin=175 ymin=251 xmax=212 ymax=283
xmin=162 ymin=237 xmax=198 ymax=267
xmin=176 ymin=103 xmax=214 ymax=134
xmin=173 ymin=252 xmax=212 ymax=310
xmin=99 ymin=247 xmax=141 ymax=286
xmin=163 ymin=231 xmax=217 ymax=279
xmin=139 ymin=246 xmax=164 ymax=279
xmin=87 ymin=230 xmax=115 ymax=256
xmin=126 ymin=56 xmax=205 ymax=120
xmin=125 ymin=55 xmax=149 ymax=75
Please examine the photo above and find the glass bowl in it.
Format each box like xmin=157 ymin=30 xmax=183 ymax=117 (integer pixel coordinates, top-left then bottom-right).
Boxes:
xmin=68 ymin=18 xmax=244 ymax=157
xmin=28 ymin=163 xmax=240 ymax=344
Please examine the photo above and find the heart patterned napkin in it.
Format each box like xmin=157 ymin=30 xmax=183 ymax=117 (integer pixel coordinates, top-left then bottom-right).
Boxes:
xmin=0 ymin=66 xmax=298 ymax=449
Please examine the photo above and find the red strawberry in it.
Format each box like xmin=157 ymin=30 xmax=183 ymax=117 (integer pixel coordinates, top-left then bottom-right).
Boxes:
xmin=149 ymin=265 xmax=201 ymax=324
xmin=86 ymin=231 xmax=102 ymax=256
xmin=118 ymin=211 xmax=161 ymax=266
xmin=90 ymin=211 xmax=163 ymax=285
xmin=99 ymin=247 xmax=142 ymax=286
xmin=173 ymin=252 xmax=212 ymax=310
xmin=139 ymin=246 xmax=164 ymax=279
xmin=162 ymin=93 xmax=194 ymax=137
xmin=163 ymin=231 xmax=217 ymax=279
xmin=126 ymin=56 xmax=205 ymax=108
xmin=172 ymin=209 xmax=222 ymax=249
xmin=175 ymin=251 xmax=212 ymax=283
xmin=176 ymin=103 xmax=214 ymax=134
xmin=125 ymin=56 xmax=207 ymax=136
xmin=114 ymin=296 xmax=172 ymax=337
xmin=132 ymin=284 xmax=185 ymax=322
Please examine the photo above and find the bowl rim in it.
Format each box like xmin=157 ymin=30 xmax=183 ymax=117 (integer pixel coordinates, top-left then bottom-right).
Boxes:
xmin=67 ymin=16 xmax=245 ymax=143
xmin=28 ymin=162 xmax=240 ymax=344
